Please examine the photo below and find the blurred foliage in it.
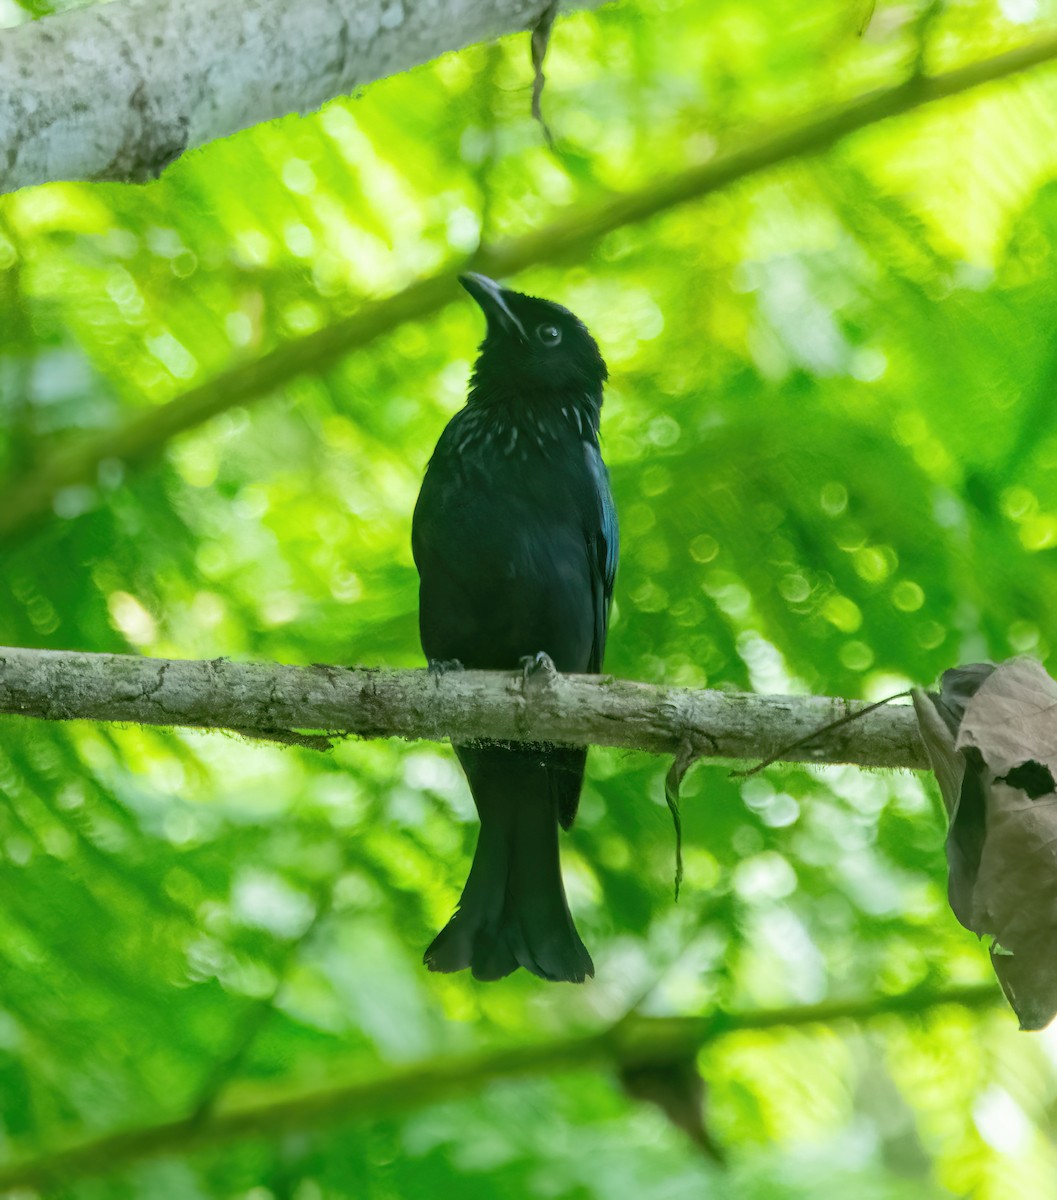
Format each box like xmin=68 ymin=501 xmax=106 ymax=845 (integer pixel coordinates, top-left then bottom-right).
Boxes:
xmin=3 ymin=0 xmax=1057 ymax=1196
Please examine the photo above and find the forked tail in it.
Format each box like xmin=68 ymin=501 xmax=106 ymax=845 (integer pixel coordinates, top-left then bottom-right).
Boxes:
xmin=424 ymin=745 xmax=593 ymax=983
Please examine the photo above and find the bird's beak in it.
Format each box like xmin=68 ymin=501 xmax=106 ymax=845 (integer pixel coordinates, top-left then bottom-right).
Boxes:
xmin=459 ymin=273 xmax=528 ymax=342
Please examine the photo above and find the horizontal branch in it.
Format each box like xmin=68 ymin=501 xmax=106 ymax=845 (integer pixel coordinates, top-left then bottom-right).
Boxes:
xmin=0 ymin=981 xmax=999 ymax=1193
xmin=4 ymin=33 xmax=1057 ymax=545
xmin=0 ymin=646 xmax=928 ymax=770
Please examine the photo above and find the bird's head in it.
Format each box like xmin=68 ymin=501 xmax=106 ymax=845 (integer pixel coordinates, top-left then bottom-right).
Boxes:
xmin=460 ymin=273 xmax=608 ymax=401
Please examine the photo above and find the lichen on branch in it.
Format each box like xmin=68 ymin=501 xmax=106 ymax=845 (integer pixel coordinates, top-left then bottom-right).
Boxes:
xmin=0 ymin=645 xmax=927 ymax=770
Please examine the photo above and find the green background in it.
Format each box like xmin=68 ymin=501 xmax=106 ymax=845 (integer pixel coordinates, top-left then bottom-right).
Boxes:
xmin=2 ymin=0 xmax=1057 ymax=1195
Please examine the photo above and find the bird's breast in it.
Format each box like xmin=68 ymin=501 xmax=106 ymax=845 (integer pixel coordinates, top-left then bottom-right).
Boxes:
xmin=413 ymin=417 xmax=601 ymax=670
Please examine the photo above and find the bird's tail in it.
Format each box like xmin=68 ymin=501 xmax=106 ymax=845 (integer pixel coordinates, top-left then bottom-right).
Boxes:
xmin=424 ymin=745 xmax=594 ymax=983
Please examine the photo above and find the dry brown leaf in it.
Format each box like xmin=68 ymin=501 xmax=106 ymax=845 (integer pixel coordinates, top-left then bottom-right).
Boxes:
xmin=914 ymin=659 xmax=1057 ymax=1030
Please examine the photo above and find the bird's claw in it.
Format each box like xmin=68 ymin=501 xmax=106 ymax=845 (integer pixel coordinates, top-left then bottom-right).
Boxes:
xmin=520 ymin=651 xmax=558 ymax=686
xmin=428 ymin=658 xmax=465 ymax=680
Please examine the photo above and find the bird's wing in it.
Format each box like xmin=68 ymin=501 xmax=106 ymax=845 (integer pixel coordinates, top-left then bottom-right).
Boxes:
xmin=584 ymin=442 xmax=618 ymax=674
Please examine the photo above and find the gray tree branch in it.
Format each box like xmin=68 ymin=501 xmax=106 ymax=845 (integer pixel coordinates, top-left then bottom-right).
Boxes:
xmin=0 ymin=0 xmax=600 ymax=194
xmin=0 ymin=645 xmax=928 ymax=770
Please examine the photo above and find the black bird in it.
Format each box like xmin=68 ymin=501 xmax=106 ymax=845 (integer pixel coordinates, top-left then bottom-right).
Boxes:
xmin=412 ymin=273 xmax=618 ymax=982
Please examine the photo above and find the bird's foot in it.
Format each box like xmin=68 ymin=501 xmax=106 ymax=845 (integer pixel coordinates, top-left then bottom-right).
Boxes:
xmin=428 ymin=658 xmax=465 ymax=681
xmin=520 ymin=651 xmax=558 ymax=688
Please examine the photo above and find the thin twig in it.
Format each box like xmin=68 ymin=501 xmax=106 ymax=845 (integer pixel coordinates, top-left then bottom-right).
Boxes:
xmin=730 ymin=691 xmax=912 ymax=780
xmin=530 ymin=0 xmax=559 ymax=147
xmin=664 ymin=739 xmax=695 ymax=899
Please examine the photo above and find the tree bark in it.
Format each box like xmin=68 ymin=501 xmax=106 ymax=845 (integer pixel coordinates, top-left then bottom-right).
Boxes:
xmin=0 ymin=0 xmax=592 ymax=194
xmin=0 ymin=645 xmax=928 ymax=770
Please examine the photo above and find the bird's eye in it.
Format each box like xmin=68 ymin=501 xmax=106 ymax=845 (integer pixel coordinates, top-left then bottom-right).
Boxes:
xmin=536 ymin=323 xmax=562 ymax=346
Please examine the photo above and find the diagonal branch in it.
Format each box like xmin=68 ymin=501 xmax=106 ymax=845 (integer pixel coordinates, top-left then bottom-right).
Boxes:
xmin=4 ymin=32 xmax=1057 ymax=547
xmin=0 ymin=0 xmax=604 ymax=194
xmin=0 ymin=981 xmax=999 ymax=1193
xmin=0 ymin=645 xmax=928 ymax=770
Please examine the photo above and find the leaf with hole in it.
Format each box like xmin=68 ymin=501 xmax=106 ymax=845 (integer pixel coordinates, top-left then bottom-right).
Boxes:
xmin=913 ymin=659 xmax=1057 ymax=1030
